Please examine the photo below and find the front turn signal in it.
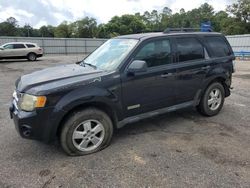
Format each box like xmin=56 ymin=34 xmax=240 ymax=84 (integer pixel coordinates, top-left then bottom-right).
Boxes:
xmin=35 ymin=96 xmax=47 ymax=108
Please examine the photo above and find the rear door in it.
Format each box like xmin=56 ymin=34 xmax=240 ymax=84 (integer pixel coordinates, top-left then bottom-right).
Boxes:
xmin=173 ymin=36 xmax=210 ymax=104
xmin=13 ymin=43 xmax=27 ymax=56
xmin=121 ymin=37 xmax=176 ymax=117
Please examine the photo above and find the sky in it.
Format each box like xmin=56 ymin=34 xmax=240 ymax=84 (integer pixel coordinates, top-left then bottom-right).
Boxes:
xmin=0 ymin=0 xmax=233 ymax=29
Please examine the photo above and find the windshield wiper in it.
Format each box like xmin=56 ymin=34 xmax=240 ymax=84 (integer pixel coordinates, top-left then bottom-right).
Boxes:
xmin=78 ymin=60 xmax=97 ymax=69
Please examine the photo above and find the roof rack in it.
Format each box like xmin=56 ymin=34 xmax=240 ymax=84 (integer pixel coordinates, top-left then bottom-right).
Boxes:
xmin=163 ymin=27 xmax=213 ymax=33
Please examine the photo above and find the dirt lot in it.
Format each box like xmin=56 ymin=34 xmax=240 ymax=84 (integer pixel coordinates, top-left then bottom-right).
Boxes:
xmin=0 ymin=56 xmax=250 ymax=188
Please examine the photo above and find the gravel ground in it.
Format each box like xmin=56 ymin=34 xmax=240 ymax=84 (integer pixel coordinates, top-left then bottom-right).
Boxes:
xmin=0 ymin=56 xmax=250 ymax=188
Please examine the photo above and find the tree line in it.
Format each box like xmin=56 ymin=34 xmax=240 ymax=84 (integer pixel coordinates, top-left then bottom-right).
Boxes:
xmin=0 ymin=0 xmax=249 ymax=38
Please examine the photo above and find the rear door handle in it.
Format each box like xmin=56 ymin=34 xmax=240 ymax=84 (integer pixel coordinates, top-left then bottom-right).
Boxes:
xmin=161 ymin=72 xmax=173 ymax=78
xmin=201 ymin=65 xmax=211 ymax=70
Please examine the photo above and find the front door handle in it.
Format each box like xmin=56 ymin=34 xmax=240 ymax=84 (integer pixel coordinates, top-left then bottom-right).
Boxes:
xmin=201 ymin=65 xmax=211 ymax=70
xmin=161 ymin=72 xmax=173 ymax=78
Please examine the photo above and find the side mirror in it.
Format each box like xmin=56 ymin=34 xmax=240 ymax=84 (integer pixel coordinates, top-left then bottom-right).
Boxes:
xmin=0 ymin=47 xmax=4 ymax=50
xmin=127 ymin=60 xmax=147 ymax=74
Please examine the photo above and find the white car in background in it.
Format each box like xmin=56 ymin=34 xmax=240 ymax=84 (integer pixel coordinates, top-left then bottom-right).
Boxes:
xmin=0 ymin=42 xmax=43 ymax=61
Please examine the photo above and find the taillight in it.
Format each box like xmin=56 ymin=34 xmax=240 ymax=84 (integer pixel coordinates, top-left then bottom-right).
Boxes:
xmin=232 ymin=61 xmax=236 ymax=73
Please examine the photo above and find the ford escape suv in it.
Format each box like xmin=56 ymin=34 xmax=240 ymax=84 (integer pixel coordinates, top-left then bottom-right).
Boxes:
xmin=9 ymin=31 xmax=235 ymax=156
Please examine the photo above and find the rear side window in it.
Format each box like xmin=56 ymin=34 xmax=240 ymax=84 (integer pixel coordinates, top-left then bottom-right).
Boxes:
xmin=26 ymin=44 xmax=35 ymax=48
xmin=176 ymin=37 xmax=204 ymax=62
xmin=205 ymin=36 xmax=232 ymax=57
xmin=135 ymin=39 xmax=172 ymax=67
xmin=13 ymin=44 xmax=26 ymax=49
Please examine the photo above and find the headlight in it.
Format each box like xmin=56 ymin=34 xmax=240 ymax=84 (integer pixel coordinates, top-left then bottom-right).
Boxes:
xmin=20 ymin=94 xmax=47 ymax=111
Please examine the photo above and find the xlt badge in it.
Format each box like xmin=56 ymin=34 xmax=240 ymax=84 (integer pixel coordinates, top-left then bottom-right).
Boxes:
xmin=127 ymin=104 xmax=140 ymax=110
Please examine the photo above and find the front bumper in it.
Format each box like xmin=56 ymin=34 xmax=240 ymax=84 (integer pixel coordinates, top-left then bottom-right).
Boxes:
xmin=9 ymin=102 xmax=60 ymax=143
xmin=37 ymin=54 xmax=43 ymax=58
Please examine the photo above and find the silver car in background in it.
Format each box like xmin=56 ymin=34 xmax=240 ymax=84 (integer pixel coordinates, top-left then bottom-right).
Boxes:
xmin=0 ymin=42 xmax=43 ymax=61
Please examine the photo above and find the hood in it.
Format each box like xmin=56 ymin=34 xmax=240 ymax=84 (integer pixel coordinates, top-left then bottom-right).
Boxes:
xmin=16 ymin=64 xmax=104 ymax=93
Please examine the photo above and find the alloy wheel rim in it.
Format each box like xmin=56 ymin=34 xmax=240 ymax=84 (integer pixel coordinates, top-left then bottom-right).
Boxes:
xmin=30 ymin=54 xmax=35 ymax=60
xmin=72 ymin=119 xmax=105 ymax=152
xmin=208 ymin=88 xmax=222 ymax=111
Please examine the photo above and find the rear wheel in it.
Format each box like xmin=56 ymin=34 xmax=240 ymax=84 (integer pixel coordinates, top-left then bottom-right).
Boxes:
xmin=27 ymin=53 xmax=37 ymax=61
xmin=197 ymin=82 xmax=225 ymax=116
xmin=60 ymin=108 xmax=113 ymax=156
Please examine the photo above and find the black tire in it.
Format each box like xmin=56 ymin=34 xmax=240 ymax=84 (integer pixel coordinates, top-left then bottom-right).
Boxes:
xmin=27 ymin=53 xmax=37 ymax=61
xmin=197 ymin=82 xmax=225 ymax=116
xmin=60 ymin=108 xmax=113 ymax=156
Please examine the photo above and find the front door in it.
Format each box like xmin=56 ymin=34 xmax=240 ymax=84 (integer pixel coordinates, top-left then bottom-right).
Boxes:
xmin=13 ymin=43 xmax=27 ymax=56
xmin=1 ymin=44 xmax=14 ymax=57
xmin=121 ymin=38 xmax=177 ymax=117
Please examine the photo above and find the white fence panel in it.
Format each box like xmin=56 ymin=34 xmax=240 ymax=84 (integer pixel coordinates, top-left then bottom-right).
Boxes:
xmin=0 ymin=37 xmax=106 ymax=55
xmin=226 ymin=35 xmax=250 ymax=53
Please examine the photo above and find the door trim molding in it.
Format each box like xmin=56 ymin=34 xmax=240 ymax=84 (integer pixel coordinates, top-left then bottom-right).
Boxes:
xmin=117 ymin=100 xmax=195 ymax=128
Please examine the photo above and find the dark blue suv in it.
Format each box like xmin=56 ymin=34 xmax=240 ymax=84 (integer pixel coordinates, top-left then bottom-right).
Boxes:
xmin=10 ymin=31 xmax=235 ymax=155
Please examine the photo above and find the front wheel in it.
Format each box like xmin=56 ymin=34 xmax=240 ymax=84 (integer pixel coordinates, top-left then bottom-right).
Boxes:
xmin=197 ymin=82 xmax=225 ymax=116
xmin=60 ymin=108 xmax=113 ymax=156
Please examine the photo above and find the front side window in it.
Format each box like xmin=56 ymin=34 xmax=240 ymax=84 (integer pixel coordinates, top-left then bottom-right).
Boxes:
xmin=205 ymin=36 xmax=232 ymax=57
xmin=13 ymin=44 xmax=26 ymax=49
xmin=84 ymin=39 xmax=138 ymax=71
xmin=134 ymin=39 xmax=172 ymax=67
xmin=176 ymin=37 xmax=204 ymax=62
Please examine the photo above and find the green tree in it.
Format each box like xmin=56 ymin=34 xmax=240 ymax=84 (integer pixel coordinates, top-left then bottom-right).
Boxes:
xmin=104 ymin=14 xmax=146 ymax=36
xmin=54 ymin=21 xmax=72 ymax=38
xmin=212 ymin=11 xmax=230 ymax=32
xmin=160 ymin=7 xmax=173 ymax=30
xmin=220 ymin=18 xmax=248 ymax=35
xmin=39 ymin=25 xmax=55 ymax=37
xmin=97 ymin=24 xmax=109 ymax=38
xmin=199 ymin=3 xmax=214 ymax=22
xmin=142 ymin=10 xmax=163 ymax=31
xmin=12 ymin=24 xmax=40 ymax=37
xmin=6 ymin=17 xmax=18 ymax=26
xmin=227 ymin=0 xmax=250 ymax=23
xmin=71 ymin=17 xmax=98 ymax=38
xmin=0 ymin=17 xmax=18 ymax=36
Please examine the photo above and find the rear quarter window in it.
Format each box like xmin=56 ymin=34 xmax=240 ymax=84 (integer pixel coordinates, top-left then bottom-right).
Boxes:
xmin=205 ymin=36 xmax=232 ymax=57
xmin=26 ymin=44 xmax=36 ymax=48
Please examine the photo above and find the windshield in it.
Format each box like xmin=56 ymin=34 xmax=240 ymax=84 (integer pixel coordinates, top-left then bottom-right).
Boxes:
xmin=83 ymin=39 xmax=138 ymax=71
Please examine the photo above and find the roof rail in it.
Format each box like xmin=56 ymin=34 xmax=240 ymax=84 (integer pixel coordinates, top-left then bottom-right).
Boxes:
xmin=163 ymin=27 xmax=213 ymax=33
